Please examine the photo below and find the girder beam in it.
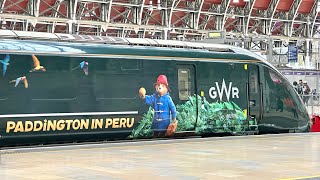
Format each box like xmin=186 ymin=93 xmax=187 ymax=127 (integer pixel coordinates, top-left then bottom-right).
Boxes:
xmin=244 ymin=0 xmax=257 ymax=35
xmin=311 ymin=0 xmax=320 ymax=37
xmin=288 ymin=0 xmax=303 ymax=37
xmin=268 ymin=0 xmax=281 ymax=35
xmin=0 ymin=0 xmax=7 ymax=13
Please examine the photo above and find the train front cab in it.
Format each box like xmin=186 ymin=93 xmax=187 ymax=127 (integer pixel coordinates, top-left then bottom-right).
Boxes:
xmin=249 ymin=64 xmax=309 ymax=133
xmin=172 ymin=61 xmax=309 ymax=136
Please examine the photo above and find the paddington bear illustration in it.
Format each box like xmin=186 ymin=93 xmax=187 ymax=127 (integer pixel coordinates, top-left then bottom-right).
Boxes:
xmin=139 ymin=75 xmax=177 ymax=137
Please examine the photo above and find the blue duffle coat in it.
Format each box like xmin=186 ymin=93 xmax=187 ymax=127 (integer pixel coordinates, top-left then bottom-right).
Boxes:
xmin=144 ymin=92 xmax=177 ymax=132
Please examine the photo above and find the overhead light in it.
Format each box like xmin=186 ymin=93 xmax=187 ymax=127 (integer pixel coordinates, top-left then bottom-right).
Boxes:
xmin=148 ymin=0 xmax=153 ymax=11
xmin=157 ymin=0 xmax=161 ymax=10
xmin=133 ymin=26 xmax=139 ymax=34
xmin=1 ymin=20 xmax=6 ymax=29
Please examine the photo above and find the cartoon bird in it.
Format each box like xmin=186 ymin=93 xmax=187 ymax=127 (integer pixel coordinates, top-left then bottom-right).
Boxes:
xmin=9 ymin=76 xmax=28 ymax=88
xmin=0 ymin=54 xmax=10 ymax=76
xmin=29 ymin=54 xmax=46 ymax=72
xmin=72 ymin=61 xmax=88 ymax=75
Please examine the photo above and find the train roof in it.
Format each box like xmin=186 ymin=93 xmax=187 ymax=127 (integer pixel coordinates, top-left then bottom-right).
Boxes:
xmin=0 ymin=30 xmax=266 ymax=62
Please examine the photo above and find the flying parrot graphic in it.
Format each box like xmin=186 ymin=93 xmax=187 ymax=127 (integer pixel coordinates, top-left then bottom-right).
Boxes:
xmin=9 ymin=76 xmax=28 ymax=88
xmin=30 ymin=54 xmax=46 ymax=72
xmin=72 ymin=61 xmax=88 ymax=75
xmin=0 ymin=54 xmax=10 ymax=76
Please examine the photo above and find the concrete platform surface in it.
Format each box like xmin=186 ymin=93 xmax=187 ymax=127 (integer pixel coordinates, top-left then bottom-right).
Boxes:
xmin=1 ymin=133 xmax=320 ymax=180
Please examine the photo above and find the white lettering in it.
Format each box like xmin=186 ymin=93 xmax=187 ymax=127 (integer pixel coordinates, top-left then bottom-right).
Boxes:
xmin=209 ymin=79 xmax=239 ymax=101
xmin=209 ymin=87 xmax=217 ymax=99
xmin=232 ymin=87 xmax=239 ymax=98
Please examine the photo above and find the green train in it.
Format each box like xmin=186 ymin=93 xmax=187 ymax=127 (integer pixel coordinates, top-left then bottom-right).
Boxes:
xmin=0 ymin=32 xmax=310 ymax=147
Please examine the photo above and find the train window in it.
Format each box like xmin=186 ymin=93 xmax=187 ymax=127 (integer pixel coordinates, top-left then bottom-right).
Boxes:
xmin=249 ymin=70 xmax=258 ymax=93
xmin=29 ymin=72 xmax=76 ymax=99
xmin=269 ymin=70 xmax=285 ymax=84
xmin=121 ymin=59 xmax=140 ymax=71
xmin=178 ymin=68 xmax=191 ymax=100
xmin=96 ymin=59 xmax=141 ymax=72
xmin=105 ymin=59 xmax=119 ymax=72
xmin=94 ymin=73 xmax=139 ymax=99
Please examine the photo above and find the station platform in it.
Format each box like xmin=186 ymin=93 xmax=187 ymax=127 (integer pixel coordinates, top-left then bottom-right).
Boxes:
xmin=1 ymin=133 xmax=320 ymax=180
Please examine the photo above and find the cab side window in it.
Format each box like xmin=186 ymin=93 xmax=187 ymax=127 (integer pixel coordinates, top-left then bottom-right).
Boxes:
xmin=178 ymin=68 xmax=191 ymax=100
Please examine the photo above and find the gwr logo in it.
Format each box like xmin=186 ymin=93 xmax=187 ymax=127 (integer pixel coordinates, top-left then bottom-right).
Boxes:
xmin=209 ymin=79 xmax=239 ymax=101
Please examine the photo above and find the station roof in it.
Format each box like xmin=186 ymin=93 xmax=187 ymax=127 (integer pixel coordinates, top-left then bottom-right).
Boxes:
xmin=0 ymin=0 xmax=317 ymax=38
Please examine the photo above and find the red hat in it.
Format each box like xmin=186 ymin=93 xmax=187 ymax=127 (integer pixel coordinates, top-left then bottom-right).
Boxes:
xmin=154 ymin=75 xmax=170 ymax=91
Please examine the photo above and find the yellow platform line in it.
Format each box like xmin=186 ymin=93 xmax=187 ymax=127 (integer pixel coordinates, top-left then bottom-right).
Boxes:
xmin=279 ymin=174 xmax=320 ymax=180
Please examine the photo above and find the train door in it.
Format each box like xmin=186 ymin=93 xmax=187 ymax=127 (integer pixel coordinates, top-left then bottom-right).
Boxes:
xmin=248 ymin=64 xmax=262 ymax=127
xmin=176 ymin=64 xmax=198 ymax=131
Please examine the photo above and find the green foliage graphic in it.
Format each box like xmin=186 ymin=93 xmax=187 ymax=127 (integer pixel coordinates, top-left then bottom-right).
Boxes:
xmin=129 ymin=107 xmax=154 ymax=138
xmin=130 ymin=95 xmax=249 ymax=138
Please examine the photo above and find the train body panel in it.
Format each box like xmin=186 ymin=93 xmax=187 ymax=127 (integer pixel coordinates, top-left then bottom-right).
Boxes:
xmin=0 ymin=39 xmax=310 ymax=147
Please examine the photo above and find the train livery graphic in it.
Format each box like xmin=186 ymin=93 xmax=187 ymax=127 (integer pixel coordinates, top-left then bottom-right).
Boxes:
xmin=0 ymin=33 xmax=310 ymax=147
xmin=131 ymin=76 xmax=247 ymax=139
